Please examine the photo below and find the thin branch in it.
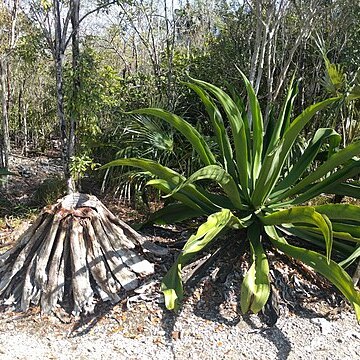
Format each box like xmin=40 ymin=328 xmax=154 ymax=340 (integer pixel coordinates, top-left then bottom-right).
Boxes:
xmin=79 ymin=0 xmax=118 ymax=24
xmin=64 ymin=1 xmax=119 ymax=50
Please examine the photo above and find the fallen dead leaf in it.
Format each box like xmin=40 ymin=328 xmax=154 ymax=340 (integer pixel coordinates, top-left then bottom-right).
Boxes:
xmin=171 ymin=331 xmax=181 ymax=340
xmin=153 ymin=337 xmax=165 ymax=345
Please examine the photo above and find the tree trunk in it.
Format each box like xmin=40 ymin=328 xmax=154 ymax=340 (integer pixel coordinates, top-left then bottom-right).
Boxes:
xmin=22 ymin=103 xmax=29 ymax=156
xmin=69 ymin=0 xmax=80 ymax=170
xmin=53 ymin=0 xmax=71 ymax=188
xmin=0 ymin=59 xmax=10 ymax=169
xmin=248 ymin=1 xmax=263 ymax=86
xmin=0 ymin=193 xmax=159 ymax=315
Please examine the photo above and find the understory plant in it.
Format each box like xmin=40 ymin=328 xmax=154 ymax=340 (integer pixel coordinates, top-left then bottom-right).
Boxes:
xmin=100 ymin=114 xmax=202 ymax=203
xmin=104 ymin=72 xmax=360 ymax=321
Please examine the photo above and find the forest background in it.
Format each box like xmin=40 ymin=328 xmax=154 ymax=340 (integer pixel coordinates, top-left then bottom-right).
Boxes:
xmin=0 ymin=0 xmax=359 ymax=200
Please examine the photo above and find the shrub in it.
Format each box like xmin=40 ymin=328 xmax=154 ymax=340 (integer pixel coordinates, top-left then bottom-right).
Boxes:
xmin=104 ymin=72 xmax=360 ymax=321
xmin=98 ymin=114 xmax=203 ymax=204
xmin=33 ymin=176 xmax=67 ymax=207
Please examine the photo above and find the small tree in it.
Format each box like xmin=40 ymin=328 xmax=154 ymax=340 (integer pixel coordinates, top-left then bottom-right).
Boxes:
xmin=0 ymin=0 xmax=20 ymax=169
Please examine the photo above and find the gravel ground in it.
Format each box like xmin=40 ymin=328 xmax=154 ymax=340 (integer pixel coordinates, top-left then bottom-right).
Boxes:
xmin=0 ymin=300 xmax=359 ymax=360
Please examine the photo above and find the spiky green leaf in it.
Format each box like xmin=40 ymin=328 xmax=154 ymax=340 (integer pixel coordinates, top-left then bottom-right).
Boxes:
xmin=261 ymin=207 xmax=333 ymax=263
xmin=279 ymin=141 xmax=360 ymax=200
xmin=161 ymin=209 xmax=244 ymax=310
xmin=252 ymin=97 xmax=340 ymax=207
xmin=265 ymin=226 xmax=360 ymax=322
xmin=102 ymin=158 xmax=218 ymax=213
xmin=167 ymin=165 xmax=243 ymax=209
xmin=272 ymin=128 xmax=341 ymax=197
xmin=146 ymin=202 xmax=205 ymax=225
xmin=327 ymin=182 xmax=360 ymax=199
xmin=238 ymin=70 xmax=263 ymax=182
xmin=185 ymin=83 xmax=237 ymax=179
xmin=190 ymin=78 xmax=250 ymax=195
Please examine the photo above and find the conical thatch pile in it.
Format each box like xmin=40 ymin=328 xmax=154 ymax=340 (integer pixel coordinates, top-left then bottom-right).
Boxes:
xmin=0 ymin=193 xmax=155 ymax=315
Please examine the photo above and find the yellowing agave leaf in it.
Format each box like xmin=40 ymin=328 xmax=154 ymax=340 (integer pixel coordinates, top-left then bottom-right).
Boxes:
xmin=265 ymin=225 xmax=360 ymax=322
xmin=240 ymin=224 xmax=270 ymax=314
xmin=261 ymin=207 xmax=333 ymax=263
xmin=161 ymin=263 xmax=182 ymax=311
xmin=161 ymin=209 xmax=246 ymax=311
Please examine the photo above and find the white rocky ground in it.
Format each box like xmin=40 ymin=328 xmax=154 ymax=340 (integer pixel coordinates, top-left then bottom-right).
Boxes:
xmin=0 ymin=301 xmax=359 ymax=360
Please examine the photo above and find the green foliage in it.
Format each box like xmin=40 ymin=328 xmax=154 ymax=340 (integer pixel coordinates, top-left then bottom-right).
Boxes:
xmin=32 ymin=176 xmax=67 ymax=206
xmin=64 ymin=45 xmax=122 ymax=149
xmin=15 ymin=28 xmax=46 ymax=64
xmin=311 ymin=36 xmax=360 ymax=144
xmin=104 ymin=72 xmax=360 ymax=321
xmin=70 ymin=154 xmax=100 ymax=188
xmin=0 ymin=168 xmax=17 ymax=176
xmin=64 ymin=45 xmax=175 ymax=191
xmin=98 ymin=112 xmax=203 ymax=203
xmin=5 ymin=0 xmax=360 ymax=167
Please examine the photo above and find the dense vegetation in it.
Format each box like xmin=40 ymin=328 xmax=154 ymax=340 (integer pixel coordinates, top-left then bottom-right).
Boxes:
xmin=1 ymin=1 xmax=359 ymax=179
xmin=1 ymin=1 xmax=360 ymax=318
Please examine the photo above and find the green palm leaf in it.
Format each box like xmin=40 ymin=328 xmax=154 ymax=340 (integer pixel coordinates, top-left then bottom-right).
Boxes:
xmin=128 ymin=108 xmax=216 ymax=166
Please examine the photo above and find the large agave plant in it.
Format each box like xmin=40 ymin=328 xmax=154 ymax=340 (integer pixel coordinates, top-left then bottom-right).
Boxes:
xmin=104 ymin=72 xmax=360 ymax=321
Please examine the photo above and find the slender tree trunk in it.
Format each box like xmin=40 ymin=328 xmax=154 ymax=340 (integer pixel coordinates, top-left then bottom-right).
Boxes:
xmin=0 ymin=59 xmax=10 ymax=169
xmin=17 ymin=79 xmax=22 ymax=145
xmin=54 ymin=54 xmax=68 ymax=176
xmin=254 ymin=25 xmax=268 ymax=95
xmin=164 ymin=0 xmax=176 ymax=109
xmin=248 ymin=2 xmax=263 ymax=86
xmin=69 ymin=0 xmax=80 ymax=191
xmin=53 ymin=0 xmax=70 ymax=188
xmin=22 ymin=103 xmax=29 ymax=156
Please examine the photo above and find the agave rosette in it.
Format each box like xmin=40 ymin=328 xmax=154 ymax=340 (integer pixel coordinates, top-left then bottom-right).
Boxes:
xmin=104 ymin=72 xmax=360 ymax=321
